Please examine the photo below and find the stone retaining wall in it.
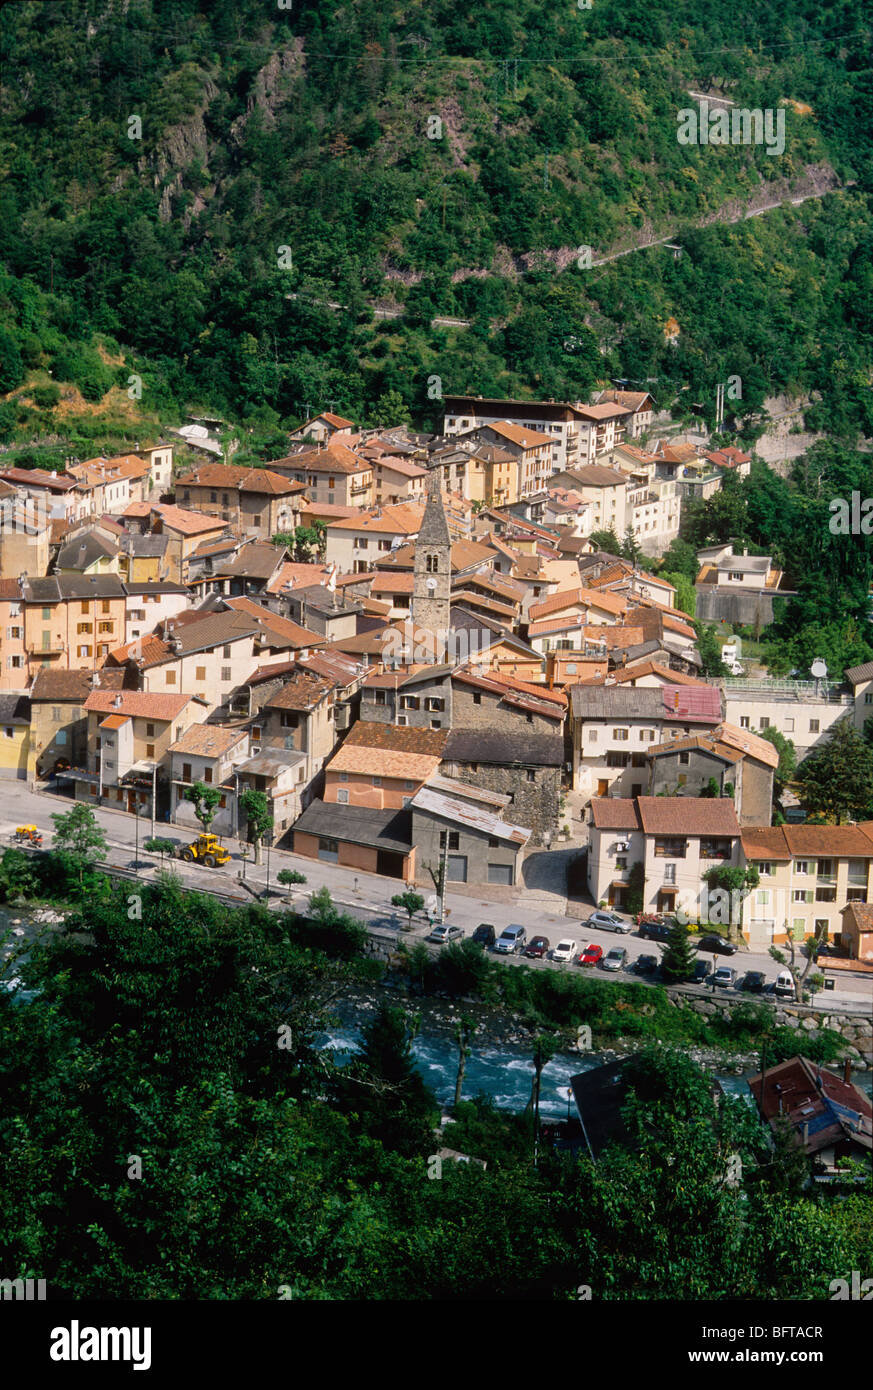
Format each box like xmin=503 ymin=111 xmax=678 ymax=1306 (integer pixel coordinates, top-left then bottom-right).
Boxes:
xmin=668 ymin=987 xmax=873 ymax=1066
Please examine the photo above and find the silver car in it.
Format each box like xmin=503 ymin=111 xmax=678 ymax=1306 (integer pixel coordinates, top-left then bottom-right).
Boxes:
xmin=586 ymin=911 xmax=633 ymax=934
xmin=600 ymin=947 xmax=629 ymax=972
xmin=427 ymin=924 xmax=464 ymax=945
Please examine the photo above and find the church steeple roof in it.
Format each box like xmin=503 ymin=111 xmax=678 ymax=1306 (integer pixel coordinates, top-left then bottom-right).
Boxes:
xmin=418 ymin=470 xmax=451 ymax=548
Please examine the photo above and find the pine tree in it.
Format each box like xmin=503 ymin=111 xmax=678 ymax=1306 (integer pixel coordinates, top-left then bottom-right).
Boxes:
xmin=660 ymin=918 xmax=697 ymax=983
xmin=795 ymin=719 xmax=873 ymax=823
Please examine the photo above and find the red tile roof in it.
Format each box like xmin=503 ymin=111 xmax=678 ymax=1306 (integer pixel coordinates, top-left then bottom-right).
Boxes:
xmin=176 ymin=464 xmax=307 ymax=495
xmin=84 ymin=690 xmax=195 ymax=720
xmin=636 ymin=796 xmax=740 ymax=836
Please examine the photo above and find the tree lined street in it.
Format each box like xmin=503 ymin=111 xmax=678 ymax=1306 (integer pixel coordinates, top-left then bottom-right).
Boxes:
xmin=3 ymin=784 xmax=869 ymax=1009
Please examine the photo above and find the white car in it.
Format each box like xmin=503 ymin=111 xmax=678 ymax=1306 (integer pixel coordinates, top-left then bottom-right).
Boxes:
xmin=551 ymin=938 xmax=578 ymax=964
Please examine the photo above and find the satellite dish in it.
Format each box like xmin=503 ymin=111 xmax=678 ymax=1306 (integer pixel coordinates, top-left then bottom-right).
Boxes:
xmin=426 ymin=577 xmax=437 ymax=590
xmin=810 ymin=659 xmax=828 ymax=680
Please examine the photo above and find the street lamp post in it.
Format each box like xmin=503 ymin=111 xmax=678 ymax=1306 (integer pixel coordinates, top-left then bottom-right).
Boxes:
xmin=150 ymin=763 xmax=157 ymax=840
xmin=134 ymin=797 xmax=139 ymax=875
xmin=265 ymin=833 xmax=272 ymax=899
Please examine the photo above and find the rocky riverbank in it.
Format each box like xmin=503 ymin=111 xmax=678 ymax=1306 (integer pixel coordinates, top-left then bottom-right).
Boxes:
xmin=336 ymin=981 xmax=768 ymax=1075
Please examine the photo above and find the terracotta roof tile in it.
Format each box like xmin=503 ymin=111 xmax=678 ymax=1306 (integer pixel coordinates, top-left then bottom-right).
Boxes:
xmin=176 ymin=464 xmax=306 ymax=495
xmin=636 ymin=796 xmax=740 ymax=836
xmin=84 ymin=690 xmax=195 ymax=720
xmin=169 ymin=725 xmax=248 ymax=757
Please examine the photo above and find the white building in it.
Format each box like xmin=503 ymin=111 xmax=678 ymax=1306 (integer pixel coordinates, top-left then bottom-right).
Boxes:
xmin=587 ymin=795 xmax=742 ymax=917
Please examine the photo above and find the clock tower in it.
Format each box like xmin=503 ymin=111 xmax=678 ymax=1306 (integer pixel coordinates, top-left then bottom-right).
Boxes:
xmin=412 ymin=470 xmax=452 ymax=643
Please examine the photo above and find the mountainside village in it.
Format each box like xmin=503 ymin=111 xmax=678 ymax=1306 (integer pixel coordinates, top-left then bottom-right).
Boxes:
xmin=0 ymin=392 xmax=871 ymax=964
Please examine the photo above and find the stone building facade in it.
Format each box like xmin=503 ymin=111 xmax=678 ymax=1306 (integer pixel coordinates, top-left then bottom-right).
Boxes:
xmin=440 ymin=729 xmax=563 ymax=844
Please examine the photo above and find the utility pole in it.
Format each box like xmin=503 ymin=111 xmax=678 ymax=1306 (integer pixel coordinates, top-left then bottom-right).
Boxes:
xmin=438 ymin=831 xmax=449 ymax=925
xmin=715 ymin=381 xmax=725 ymax=432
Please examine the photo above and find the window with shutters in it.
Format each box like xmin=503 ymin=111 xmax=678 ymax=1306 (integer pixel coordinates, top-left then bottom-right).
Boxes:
xmin=203 ymin=767 xmax=213 ymax=783
xmin=146 ymin=743 xmax=155 ymax=758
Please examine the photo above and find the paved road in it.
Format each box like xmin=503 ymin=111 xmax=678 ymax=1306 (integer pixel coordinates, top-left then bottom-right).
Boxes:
xmin=2 ymin=784 xmax=871 ymax=1009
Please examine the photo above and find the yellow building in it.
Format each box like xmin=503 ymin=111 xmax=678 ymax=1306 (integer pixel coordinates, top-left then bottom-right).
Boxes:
xmin=0 ymin=691 xmax=31 ymax=780
xmin=21 ymin=575 xmax=127 ymax=676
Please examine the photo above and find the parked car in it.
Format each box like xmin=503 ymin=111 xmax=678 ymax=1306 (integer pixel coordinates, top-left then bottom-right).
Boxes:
xmin=523 ymin=935 xmax=551 ymax=959
xmin=697 ymin=933 xmax=738 ymax=956
xmin=712 ymin=966 xmax=737 ymax=988
xmin=638 ymin=921 xmax=673 ymax=944
xmin=552 ymin=938 xmax=579 ymax=964
xmin=494 ymin=924 xmax=527 ymax=955
xmin=691 ymin=959 xmax=713 ymax=985
xmin=471 ymin=923 xmax=496 ymax=949
xmin=742 ymin=970 xmax=767 ymax=993
xmin=634 ymin=953 xmax=659 ymax=975
xmin=601 ymin=947 xmax=629 ymax=972
xmin=774 ymin=969 xmax=795 ymax=998
xmin=427 ymin=924 xmax=464 ymax=945
xmin=577 ymin=942 xmax=603 ymax=967
xmin=586 ymin=910 xmax=632 ymax=934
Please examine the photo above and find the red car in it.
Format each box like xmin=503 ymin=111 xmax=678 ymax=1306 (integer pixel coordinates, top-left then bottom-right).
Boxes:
xmin=577 ymin=943 xmax=603 ymax=967
xmin=523 ymin=935 xmax=550 ymax=959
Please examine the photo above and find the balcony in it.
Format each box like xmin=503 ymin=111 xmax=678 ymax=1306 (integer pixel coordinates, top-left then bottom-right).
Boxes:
xmin=654 ymin=839 xmax=687 ymax=858
xmin=28 ymin=638 xmax=65 ymax=655
xmin=700 ymin=841 xmax=733 ymax=861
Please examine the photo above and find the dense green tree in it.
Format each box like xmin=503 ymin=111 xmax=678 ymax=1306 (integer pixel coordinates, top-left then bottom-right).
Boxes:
xmin=759 ymin=726 xmax=797 ymax=805
xmin=350 ymin=1002 xmax=437 ymax=1157
xmin=660 ymin=570 xmax=696 ymax=617
xmin=695 ymin=622 xmax=729 ymax=677
xmin=588 ymin=526 xmax=622 ymax=555
xmin=795 ymin=720 xmax=873 ymax=824
xmin=50 ymin=803 xmax=108 ymax=892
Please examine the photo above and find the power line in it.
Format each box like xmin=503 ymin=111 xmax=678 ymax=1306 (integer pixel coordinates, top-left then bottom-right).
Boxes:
xmin=32 ymin=18 xmax=873 ymax=67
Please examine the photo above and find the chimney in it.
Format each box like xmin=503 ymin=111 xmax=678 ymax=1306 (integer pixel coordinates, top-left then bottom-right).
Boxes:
xmin=113 ymin=693 xmax=122 ymax=708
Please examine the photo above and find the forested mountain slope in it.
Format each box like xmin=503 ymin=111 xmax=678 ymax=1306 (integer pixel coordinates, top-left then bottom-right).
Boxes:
xmin=2 ymin=0 xmax=873 ymax=445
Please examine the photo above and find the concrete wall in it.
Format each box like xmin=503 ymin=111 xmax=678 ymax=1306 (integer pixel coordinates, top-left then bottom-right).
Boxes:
xmin=411 ymin=809 xmax=520 ymax=885
xmin=695 ymin=588 xmax=775 ymax=628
